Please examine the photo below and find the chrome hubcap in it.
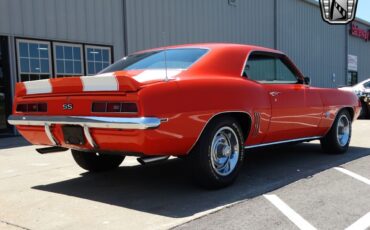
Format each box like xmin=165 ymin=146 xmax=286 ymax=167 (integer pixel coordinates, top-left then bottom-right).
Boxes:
xmin=337 ymin=115 xmax=350 ymax=147
xmin=210 ymin=127 xmax=240 ymax=176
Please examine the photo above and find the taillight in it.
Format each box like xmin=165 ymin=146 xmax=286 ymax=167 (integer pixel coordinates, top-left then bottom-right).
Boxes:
xmin=16 ymin=103 xmax=47 ymax=113
xmin=92 ymin=102 xmax=138 ymax=113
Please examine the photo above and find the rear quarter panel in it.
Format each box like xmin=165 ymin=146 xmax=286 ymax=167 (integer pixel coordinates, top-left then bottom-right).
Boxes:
xmin=316 ymin=87 xmax=361 ymax=134
xmin=138 ymin=76 xmax=271 ymax=154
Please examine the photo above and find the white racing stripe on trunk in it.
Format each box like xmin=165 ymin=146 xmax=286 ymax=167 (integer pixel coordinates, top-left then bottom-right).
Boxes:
xmin=81 ymin=73 xmax=119 ymax=92
xmin=133 ymin=69 xmax=183 ymax=83
xmin=24 ymin=79 xmax=52 ymax=95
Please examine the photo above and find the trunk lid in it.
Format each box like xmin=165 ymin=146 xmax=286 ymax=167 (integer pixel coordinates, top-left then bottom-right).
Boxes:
xmin=16 ymin=70 xmax=184 ymax=97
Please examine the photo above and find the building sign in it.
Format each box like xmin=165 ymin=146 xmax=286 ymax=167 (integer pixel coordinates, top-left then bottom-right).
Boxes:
xmin=319 ymin=0 xmax=358 ymax=24
xmin=350 ymin=23 xmax=370 ymax=42
xmin=348 ymin=55 xmax=358 ymax=71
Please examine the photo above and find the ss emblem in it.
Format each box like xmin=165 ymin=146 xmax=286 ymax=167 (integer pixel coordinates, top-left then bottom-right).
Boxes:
xmin=63 ymin=103 xmax=73 ymax=110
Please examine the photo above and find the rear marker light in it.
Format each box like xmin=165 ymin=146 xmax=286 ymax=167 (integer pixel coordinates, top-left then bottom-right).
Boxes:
xmin=92 ymin=103 xmax=106 ymax=113
xmin=92 ymin=102 xmax=138 ymax=113
xmin=121 ymin=103 xmax=138 ymax=113
xmin=16 ymin=103 xmax=47 ymax=113
xmin=107 ymin=103 xmax=121 ymax=113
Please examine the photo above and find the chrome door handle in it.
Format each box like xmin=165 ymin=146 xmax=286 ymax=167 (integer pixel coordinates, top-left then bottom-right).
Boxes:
xmin=269 ymin=91 xmax=281 ymax=97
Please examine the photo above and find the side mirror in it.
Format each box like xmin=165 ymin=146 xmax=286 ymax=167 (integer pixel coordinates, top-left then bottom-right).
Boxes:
xmin=304 ymin=76 xmax=311 ymax=85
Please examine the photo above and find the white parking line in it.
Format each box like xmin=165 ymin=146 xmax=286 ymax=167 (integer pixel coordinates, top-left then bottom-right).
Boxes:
xmin=346 ymin=213 xmax=370 ymax=230
xmin=334 ymin=167 xmax=370 ymax=185
xmin=264 ymin=194 xmax=317 ymax=230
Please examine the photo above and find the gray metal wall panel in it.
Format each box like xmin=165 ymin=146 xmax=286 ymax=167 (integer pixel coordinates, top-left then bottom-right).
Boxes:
xmin=349 ymin=21 xmax=370 ymax=83
xmin=125 ymin=0 xmax=275 ymax=53
xmin=0 ymin=0 xmax=125 ymax=61
xmin=277 ymin=0 xmax=346 ymax=88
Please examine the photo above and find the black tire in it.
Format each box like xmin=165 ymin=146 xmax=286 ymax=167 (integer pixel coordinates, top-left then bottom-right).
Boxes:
xmin=320 ymin=110 xmax=352 ymax=154
xmin=359 ymin=101 xmax=369 ymax=119
xmin=188 ymin=116 xmax=245 ymax=189
xmin=71 ymin=150 xmax=125 ymax=172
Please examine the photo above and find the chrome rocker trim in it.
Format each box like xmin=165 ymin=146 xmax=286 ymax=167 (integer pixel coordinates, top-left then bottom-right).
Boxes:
xmin=8 ymin=115 xmax=162 ymax=149
xmin=244 ymin=136 xmax=322 ymax=149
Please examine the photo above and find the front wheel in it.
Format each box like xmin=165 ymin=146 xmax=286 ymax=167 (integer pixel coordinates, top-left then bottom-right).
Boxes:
xmin=188 ymin=117 xmax=245 ymax=189
xmin=320 ymin=110 xmax=352 ymax=154
xmin=359 ymin=101 xmax=369 ymax=119
xmin=71 ymin=150 xmax=125 ymax=172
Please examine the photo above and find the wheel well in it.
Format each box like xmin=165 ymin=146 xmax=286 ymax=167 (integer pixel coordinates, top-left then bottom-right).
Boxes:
xmin=341 ymin=107 xmax=355 ymax=121
xmin=209 ymin=112 xmax=252 ymax=142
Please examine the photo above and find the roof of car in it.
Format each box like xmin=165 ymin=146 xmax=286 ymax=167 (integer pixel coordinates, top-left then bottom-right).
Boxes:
xmin=135 ymin=43 xmax=282 ymax=55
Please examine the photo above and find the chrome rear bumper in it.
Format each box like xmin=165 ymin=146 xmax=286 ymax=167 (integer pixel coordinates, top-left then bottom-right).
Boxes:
xmin=8 ymin=115 xmax=163 ymax=148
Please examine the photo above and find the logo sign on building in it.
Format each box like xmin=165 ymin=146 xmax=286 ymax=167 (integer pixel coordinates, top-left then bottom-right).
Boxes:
xmin=348 ymin=55 xmax=358 ymax=71
xmin=319 ymin=0 xmax=358 ymax=24
xmin=350 ymin=23 xmax=370 ymax=42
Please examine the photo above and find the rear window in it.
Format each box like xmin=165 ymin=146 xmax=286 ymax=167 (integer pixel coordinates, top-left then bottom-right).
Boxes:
xmin=100 ymin=48 xmax=208 ymax=73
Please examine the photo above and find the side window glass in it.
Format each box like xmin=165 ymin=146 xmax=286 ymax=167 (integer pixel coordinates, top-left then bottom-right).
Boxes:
xmin=275 ymin=58 xmax=298 ymax=83
xmin=244 ymin=53 xmax=298 ymax=84
xmin=364 ymin=81 xmax=370 ymax=89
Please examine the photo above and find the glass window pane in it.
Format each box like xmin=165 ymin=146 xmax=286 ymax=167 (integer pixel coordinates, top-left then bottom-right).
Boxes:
xmin=19 ymin=43 xmax=29 ymax=58
xmin=88 ymin=62 xmax=95 ymax=75
xmin=95 ymin=62 xmax=103 ymax=73
xmin=275 ymin=59 xmax=297 ymax=82
xmin=21 ymin=74 xmax=29 ymax=82
xmin=39 ymin=44 xmax=49 ymax=58
xmin=56 ymin=46 xmax=64 ymax=59
xmin=30 ymin=59 xmax=40 ymax=73
xmin=29 ymin=44 xmax=39 ymax=58
xmin=102 ymin=50 xmax=109 ymax=62
xmin=20 ymin=58 xmax=29 ymax=73
xmin=65 ymin=60 xmax=73 ymax=74
xmin=73 ymin=47 xmax=81 ymax=60
xmin=103 ymin=62 xmax=110 ymax=69
xmin=40 ymin=59 xmax=49 ymax=73
xmin=64 ymin=46 xmax=73 ymax=60
xmin=30 ymin=75 xmax=39 ymax=81
xmin=40 ymin=75 xmax=50 ymax=80
xmin=94 ymin=49 xmax=102 ymax=62
xmin=87 ymin=48 xmax=94 ymax=61
xmin=74 ymin=61 xmax=82 ymax=74
xmin=57 ymin=60 xmax=64 ymax=73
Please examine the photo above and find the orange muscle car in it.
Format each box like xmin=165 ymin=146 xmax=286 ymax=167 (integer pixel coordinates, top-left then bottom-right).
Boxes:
xmin=8 ymin=43 xmax=361 ymax=188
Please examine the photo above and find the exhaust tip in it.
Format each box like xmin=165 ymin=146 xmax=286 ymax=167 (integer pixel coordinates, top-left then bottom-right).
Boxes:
xmin=137 ymin=156 xmax=170 ymax=165
xmin=36 ymin=146 xmax=69 ymax=154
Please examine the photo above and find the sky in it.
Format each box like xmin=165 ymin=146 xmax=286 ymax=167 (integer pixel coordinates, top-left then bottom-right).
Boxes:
xmin=357 ymin=0 xmax=370 ymax=22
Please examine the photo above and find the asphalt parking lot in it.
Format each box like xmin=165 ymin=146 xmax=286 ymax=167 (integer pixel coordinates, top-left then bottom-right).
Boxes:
xmin=0 ymin=120 xmax=369 ymax=230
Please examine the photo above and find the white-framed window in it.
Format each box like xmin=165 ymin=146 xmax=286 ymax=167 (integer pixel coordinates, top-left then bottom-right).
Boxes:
xmin=54 ymin=42 xmax=84 ymax=78
xmin=85 ymin=45 xmax=112 ymax=75
xmin=16 ymin=39 xmax=52 ymax=82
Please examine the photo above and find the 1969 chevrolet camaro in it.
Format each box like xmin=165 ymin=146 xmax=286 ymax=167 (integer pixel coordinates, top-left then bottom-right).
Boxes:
xmin=8 ymin=43 xmax=361 ymax=188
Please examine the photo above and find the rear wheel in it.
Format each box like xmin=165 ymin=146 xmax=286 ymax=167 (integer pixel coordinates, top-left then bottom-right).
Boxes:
xmin=71 ymin=150 xmax=125 ymax=172
xmin=188 ymin=117 xmax=245 ymax=189
xmin=320 ymin=110 xmax=352 ymax=154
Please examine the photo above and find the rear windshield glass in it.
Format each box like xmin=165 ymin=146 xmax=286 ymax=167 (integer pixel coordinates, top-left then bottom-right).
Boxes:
xmin=100 ymin=48 xmax=208 ymax=73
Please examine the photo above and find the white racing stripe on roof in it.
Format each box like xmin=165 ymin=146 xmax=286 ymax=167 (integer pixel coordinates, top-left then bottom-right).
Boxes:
xmin=133 ymin=69 xmax=183 ymax=83
xmin=24 ymin=79 xmax=52 ymax=95
xmin=81 ymin=73 xmax=119 ymax=92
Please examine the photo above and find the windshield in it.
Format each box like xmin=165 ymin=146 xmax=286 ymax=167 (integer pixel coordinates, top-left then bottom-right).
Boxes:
xmin=100 ymin=48 xmax=208 ymax=74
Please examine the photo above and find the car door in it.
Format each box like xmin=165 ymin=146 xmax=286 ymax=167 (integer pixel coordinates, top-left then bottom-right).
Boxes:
xmin=245 ymin=52 xmax=322 ymax=143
